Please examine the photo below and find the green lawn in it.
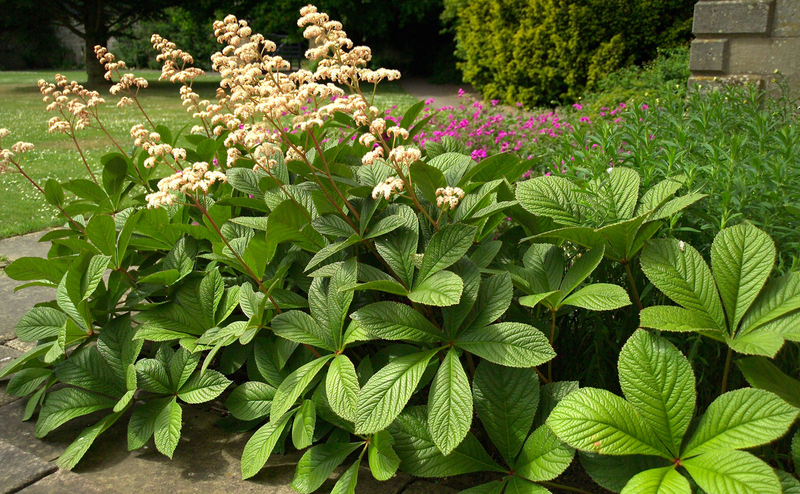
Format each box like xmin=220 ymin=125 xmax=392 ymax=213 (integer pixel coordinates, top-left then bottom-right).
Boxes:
xmin=0 ymin=70 xmax=418 ymax=238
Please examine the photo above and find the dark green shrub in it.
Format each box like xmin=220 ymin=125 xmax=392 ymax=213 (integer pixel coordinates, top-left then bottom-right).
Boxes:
xmin=455 ymin=0 xmax=694 ymax=107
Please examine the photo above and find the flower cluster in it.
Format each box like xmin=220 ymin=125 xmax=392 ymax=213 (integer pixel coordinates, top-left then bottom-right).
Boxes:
xmin=130 ymin=124 xmax=173 ymax=168
xmin=145 ymin=161 xmax=227 ymax=208
xmin=372 ymin=177 xmax=405 ymax=200
xmin=94 ymin=46 xmax=148 ymax=98
xmin=151 ymin=34 xmax=205 ymax=84
xmin=436 ymin=186 xmax=465 ymax=209
xmin=37 ymin=75 xmax=105 ymax=133
xmin=0 ymin=129 xmax=33 ymax=173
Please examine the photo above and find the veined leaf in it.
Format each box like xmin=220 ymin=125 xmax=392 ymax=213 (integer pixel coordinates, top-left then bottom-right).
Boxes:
xmin=14 ymin=307 xmax=67 ymax=342
xmin=683 ymin=450 xmax=781 ymax=494
xmin=57 ymin=410 xmax=125 ymax=470
xmin=459 ymin=480 xmax=508 ymax=494
xmin=326 ymin=354 xmax=359 ymax=422
xmin=355 ymin=350 xmax=438 ymax=434
xmin=516 ymin=176 xmax=585 ymax=226
xmin=225 ymin=381 xmax=275 ymax=421
xmin=620 ymin=466 xmax=691 ymax=494
xmin=291 ymin=442 xmax=363 ymax=493
xmin=473 ymin=361 xmax=539 ymax=462
xmin=408 ymin=270 xmax=464 ymax=307
xmin=594 ymin=166 xmax=640 ymax=221
xmin=177 ymin=369 xmax=231 ymax=404
xmin=561 ymin=283 xmax=631 ymax=311
xmin=641 ymin=239 xmax=726 ymax=331
xmin=581 ymin=453 xmax=671 ymax=493
xmin=711 ymin=224 xmax=775 ymax=331
xmin=639 ymin=306 xmax=721 ymax=333
xmin=368 ymin=430 xmax=401 ymax=481
xmin=153 ymin=397 xmax=182 ymax=459
xmin=7 ymin=368 xmax=52 ymax=397
xmin=127 ymin=397 xmax=171 ymax=451
xmin=682 ymin=388 xmax=798 ymax=458
xmin=456 ymin=322 xmax=555 ymax=368
xmin=388 ymin=406 xmax=504 ymax=477
xmin=350 ymin=302 xmax=446 ymax=342
xmin=547 ymin=387 xmax=666 ymax=458
xmin=515 ymin=425 xmax=575 ymax=483
xmin=55 ymin=346 xmax=125 ymax=398
xmin=522 ymin=243 xmax=563 ymax=293
xmin=736 ymin=356 xmax=800 ymax=408
xmin=739 ymin=272 xmax=800 ymax=336
xmin=35 ymin=387 xmax=116 ymax=438
xmin=292 ymin=399 xmax=316 ymax=449
xmin=460 ymin=272 xmax=513 ymax=335
xmin=618 ymin=330 xmax=695 ymax=458
xmin=560 ymin=245 xmax=605 ymax=296
xmin=519 ymin=291 xmax=562 ymax=310
xmin=330 ymin=457 xmax=361 ymax=494
xmin=416 ymin=223 xmax=477 ymax=284
xmin=271 ymin=355 xmax=333 ymax=421
xmin=427 ymin=348 xmax=472 ymax=455
xmin=727 ymin=331 xmax=785 ymax=357
xmin=443 ymin=258 xmax=481 ymax=335
xmin=272 ymin=310 xmax=335 ymax=351
xmin=635 ymin=175 xmax=686 ymax=216
xmin=241 ymin=410 xmax=294 ymax=479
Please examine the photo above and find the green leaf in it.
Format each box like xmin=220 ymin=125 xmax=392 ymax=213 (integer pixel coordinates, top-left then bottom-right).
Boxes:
xmin=326 ymin=355 xmax=359 ymax=422
xmin=470 ymin=241 xmax=502 ymax=269
xmin=272 ymin=310 xmax=335 ymax=351
xmin=226 ymin=381 xmax=275 ymax=421
xmin=266 ymin=199 xmax=325 ymax=250
xmin=35 ymin=387 xmax=116 ymax=437
xmin=620 ymin=466 xmax=691 ymax=494
xmin=326 ymin=257 xmax=356 ymax=349
xmin=340 ymin=279 xmax=409 ymax=296
xmin=55 ymin=346 xmax=125 ymax=397
xmin=711 ymin=224 xmax=775 ymax=331
xmin=519 ymin=291 xmax=562 ymax=310
xmin=7 ymin=368 xmax=52 ymax=397
xmin=736 ymin=357 xmax=800 ymax=408
xmin=427 ymin=348 xmax=472 ymax=455
xmin=618 ymin=330 xmax=695 ymax=458
xmin=56 ymin=410 xmax=124 ymax=470
xmin=374 ymin=206 xmax=418 ymax=288
xmin=461 ymin=272 xmax=513 ymax=335
xmin=535 ymin=380 xmax=579 ymax=428
xmin=350 ymin=302 xmax=446 ymax=342
xmin=163 ymin=236 xmax=196 ymax=279
xmin=502 ymin=476 xmax=551 ymax=493
xmin=516 ymin=176 xmax=585 ymax=226
xmin=580 ymin=453 xmax=671 ymax=493
xmin=456 ymin=322 xmax=555 ymax=368
xmin=364 ymin=214 xmax=407 ymax=240
xmin=292 ymin=399 xmax=316 ymax=449
xmin=304 ymin=234 xmax=359 ymax=272
xmin=14 ymin=307 xmax=67 ymax=342
xmin=561 ymin=283 xmax=631 ymax=311
xmin=331 ymin=458 xmax=361 ymax=494
xmin=683 ymin=450 xmax=781 ymax=494
xmin=640 ymin=239 xmax=727 ymax=331
xmin=44 ymin=179 xmax=64 ymax=207
xmin=369 ymin=429 xmax=401 ymax=481
xmin=776 ymin=469 xmax=800 ymax=494
xmin=241 ymin=409 xmax=294 ymax=479
xmin=135 ymin=358 xmax=173 ymax=394
xmin=793 ymin=431 xmax=800 ymax=470
xmin=271 ymin=355 xmax=333 ymax=421
xmin=639 ymin=306 xmax=721 ymax=333
xmin=127 ymin=397 xmax=170 ymax=451
xmin=410 ymin=161 xmax=447 ymax=204
xmin=739 ymin=272 xmax=800 ymax=335
xmin=443 ymin=258 xmax=481 ymax=334
xmin=388 ymin=406 xmax=504 ymax=477
xmin=560 ymin=245 xmax=605 ymax=296
xmin=312 ymin=214 xmax=354 ymax=238
xmin=85 ymin=214 xmax=117 ymax=257
xmin=177 ymin=369 xmax=231 ymax=404
xmin=416 ymin=223 xmax=477 ymax=285
xmin=199 ymin=269 xmax=224 ymax=327
xmin=459 ymin=479 xmax=508 ymax=494
xmin=547 ymin=387 xmax=666 ymax=457
xmin=473 ymin=361 xmax=539 ymax=462
xmin=291 ymin=442 xmax=363 ymax=493
xmin=683 ymin=388 xmax=798 ymax=457
xmin=515 ymin=425 xmax=575 ymax=483
xmin=227 ymin=167 xmax=263 ymax=196
xmin=355 ymin=350 xmax=438 ymax=434
xmin=154 ymin=397 xmax=182 ymax=458
xmin=408 ymin=270 xmax=464 ymax=307
xmin=635 ymin=175 xmax=686 ymax=216
xmin=5 ymin=256 xmax=69 ymax=284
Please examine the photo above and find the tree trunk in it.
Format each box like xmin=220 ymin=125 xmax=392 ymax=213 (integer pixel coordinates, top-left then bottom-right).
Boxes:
xmin=83 ymin=0 xmax=109 ymax=87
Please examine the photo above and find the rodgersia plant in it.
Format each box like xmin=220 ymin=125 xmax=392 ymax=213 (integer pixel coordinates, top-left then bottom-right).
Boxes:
xmin=1 ymin=5 xmax=798 ymax=494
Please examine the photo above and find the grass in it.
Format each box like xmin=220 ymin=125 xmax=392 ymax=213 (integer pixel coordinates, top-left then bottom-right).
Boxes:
xmin=0 ymin=70 xmax=419 ymax=238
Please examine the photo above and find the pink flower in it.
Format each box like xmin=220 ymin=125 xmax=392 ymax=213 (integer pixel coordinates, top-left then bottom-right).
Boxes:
xmin=573 ymin=103 xmax=583 ymax=110
xmin=458 ymin=88 xmax=465 ymax=97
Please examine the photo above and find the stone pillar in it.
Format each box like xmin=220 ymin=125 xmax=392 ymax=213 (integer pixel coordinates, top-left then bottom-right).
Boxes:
xmin=689 ymin=0 xmax=800 ymax=92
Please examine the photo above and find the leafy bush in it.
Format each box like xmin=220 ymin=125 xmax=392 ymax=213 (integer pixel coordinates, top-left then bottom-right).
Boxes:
xmin=454 ymin=0 xmax=694 ymax=107
xmin=1 ymin=5 xmax=799 ymax=494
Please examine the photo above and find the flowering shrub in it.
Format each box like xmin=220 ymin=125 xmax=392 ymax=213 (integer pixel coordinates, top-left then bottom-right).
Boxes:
xmin=0 ymin=6 xmax=799 ymax=494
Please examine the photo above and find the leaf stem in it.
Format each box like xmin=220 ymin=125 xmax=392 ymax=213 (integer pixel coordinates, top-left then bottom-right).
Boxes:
xmin=623 ymin=261 xmax=643 ymax=311
xmin=720 ymin=346 xmax=733 ymax=394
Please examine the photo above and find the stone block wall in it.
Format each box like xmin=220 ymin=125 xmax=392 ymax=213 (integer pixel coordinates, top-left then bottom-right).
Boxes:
xmin=689 ymin=0 xmax=800 ymax=92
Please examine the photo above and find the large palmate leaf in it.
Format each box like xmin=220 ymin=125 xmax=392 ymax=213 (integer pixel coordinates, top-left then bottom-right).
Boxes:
xmin=619 ymin=466 xmax=690 ymax=494
xmin=408 ymin=270 xmax=464 ymax=307
xmin=460 ymin=272 xmax=513 ymax=335
xmin=416 ymin=223 xmax=477 ymax=284
xmin=736 ymin=356 xmax=800 ymax=408
xmin=355 ymin=350 xmax=438 ymax=434
xmin=14 ymin=307 xmax=67 ymax=342
xmin=711 ymin=224 xmax=775 ymax=331
xmin=682 ymin=388 xmax=797 ymax=458
xmin=561 ymin=283 xmax=631 ymax=311
xmin=368 ymin=430 xmax=401 ymax=481
xmin=388 ymin=406 xmax=504 ymax=477
xmin=291 ymin=442 xmax=363 ymax=493
xmin=591 ymin=167 xmax=640 ymax=221
xmin=560 ymin=245 xmax=605 ymax=296
xmin=241 ymin=410 xmax=294 ymax=479
xmin=618 ymin=330 xmax=694 ymax=458
xmin=547 ymin=387 xmax=666 ymax=458
xmin=350 ymin=302 xmax=446 ymax=343
xmin=516 ymin=176 xmax=585 ymax=226
xmin=271 ymin=355 xmax=333 ymax=421
xmin=35 ymin=387 xmax=116 ymax=437
xmin=272 ymin=310 xmax=335 ymax=351
xmin=682 ymin=450 xmax=781 ymax=494
xmin=427 ymin=348 xmax=472 ymax=455
xmin=225 ymin=381 xmax=275 ymax=421
xmin=640 ymin=239 xmax=726 ymax=331
xmin=153 ymin=397 xmax=182 ymax=458
xmin=739 ymin=272 xmax=800 ymax=336
xmin=473 ymin=361 xmax=539 ymax=462
xmin=177 ymin=369 xmax=231 ymax=404
xmin=292 ymin=399 xmax=316 ymax=450
xmin=57 ymin=410 xmax=125 ymax=470
xmin=326 ymin=354 xmax=359 ymax=422
xmin=580 ymin=453 xmax=672 ymax=493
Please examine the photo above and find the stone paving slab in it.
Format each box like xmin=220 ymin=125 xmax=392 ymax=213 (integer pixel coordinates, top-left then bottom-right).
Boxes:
xmin=0 ymin=231 xmax=55 ymax=343
xmin=0 ymin=345 xmax=22 ymax=407
xmin=16 ymin=470 xmax=120 ymax=494
xmin=0 ymin=440 xmax=57 ymax=494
